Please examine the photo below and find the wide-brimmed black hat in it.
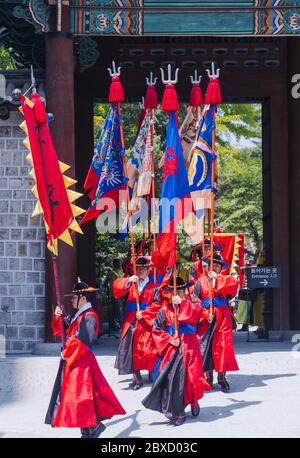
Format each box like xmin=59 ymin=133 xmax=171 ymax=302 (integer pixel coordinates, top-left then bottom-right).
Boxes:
xmin=135 ymin=256 xmax=154 ymax=268
xmin=202 ymin=254 xmax=229 ymax=268
xmin=195 ymin=239 xmax=214 ymax=256
xmin=164 ymin=276 xmax=193 ymax=291
xmin=64 ymin=278 xmax=99 ymax=297
xmin=193 ymin=239 xmax=221 ymax=260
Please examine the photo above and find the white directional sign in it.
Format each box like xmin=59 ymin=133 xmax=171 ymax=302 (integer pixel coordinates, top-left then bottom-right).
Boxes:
xmin=246 ymin=266 xmax=281 ymax=289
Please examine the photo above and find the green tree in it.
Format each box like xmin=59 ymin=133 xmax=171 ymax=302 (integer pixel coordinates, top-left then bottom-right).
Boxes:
xmin=0 ymin=47 xmax=16 ymax=70
xmin=93 ymin=102 xmax=263 ymax=275
xmin=216 ymin=104 xmax=262 ymax=261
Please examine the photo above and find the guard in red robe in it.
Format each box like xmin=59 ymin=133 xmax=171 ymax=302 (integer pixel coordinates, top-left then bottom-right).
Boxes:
xmin=142 ymin=277 xmax=211 ymax=426
xmin=193 ymin=254 xmax=239 ymax=392
xmin=113 ymin=257 xmax=159 ymax=389
xmin=45 ymin=279 xmax=126 ymax=438
xmin=189 ymin=239 xmax=216 ymax=285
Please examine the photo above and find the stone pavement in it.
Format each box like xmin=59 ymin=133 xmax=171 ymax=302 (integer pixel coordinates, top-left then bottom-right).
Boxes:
xmin=0 ymin=333 xmax=300 ymax=438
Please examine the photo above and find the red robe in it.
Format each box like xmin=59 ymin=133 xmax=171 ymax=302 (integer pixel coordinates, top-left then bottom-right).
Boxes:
xmin=113 ymin=277 xmax=158 ymax=373
xmin=45 ymin=306 xmax=126 ymax=428
xmin=142 ymin=298 xmax=211 ymax=417
xmin=133 ymin=301 xmax=161 ymax=372
xmin=189 ymin=260 xmax=205 ymax=285
xmin=193 ymin=274 xmax=239 ymax=373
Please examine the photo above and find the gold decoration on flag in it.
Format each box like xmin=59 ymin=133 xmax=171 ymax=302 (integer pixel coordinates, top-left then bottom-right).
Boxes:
xmin=71 ymin=204 xmax=86 ymax=217
xmin=19 ymin=109 xmax=85 ymax=256
xmin=67 ymin=189 xmax=83 ymax=203
xmin=230 ymin=235 xmax=240 ymax=274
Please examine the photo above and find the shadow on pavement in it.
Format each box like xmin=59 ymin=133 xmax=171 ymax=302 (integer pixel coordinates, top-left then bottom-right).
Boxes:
xmin=188 ymin=399 xmax=262 ymax=424
xmin=225 ymin=372 xmax=297 ymax=394
xmin=105 ymin=409 xmax=143 ymax=439
xmin=106 ymin=400 xmax=262 ymax=436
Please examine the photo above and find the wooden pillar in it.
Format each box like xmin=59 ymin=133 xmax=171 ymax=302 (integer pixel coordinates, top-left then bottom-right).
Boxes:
xmin=262 ymin=98 xmax=273 ymax=330
xmin=74 ymin=80 xmax=96 ymax=286
xmin=269 ymin=93 xmax=290 ymax=330
xmin=44 ymin=31 xmax=76 ymax=341
xmin=262 ymin=92 xmax=290 ymax=331
xmin=288 ymin=37 xmax=300 ymax=330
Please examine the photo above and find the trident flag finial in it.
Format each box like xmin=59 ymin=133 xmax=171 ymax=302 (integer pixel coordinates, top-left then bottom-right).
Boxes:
xmin=206 ymin=62 xmax=220 ymax=79
xmin=160 ymin=64 xmax=179 ymax=85
xmin=190 ymin=69 xmax=202 ymax=84
xmin=146 ymin=72 xmax=157 ymax=86
xmin=108 ymin=61 xmax=121 ymax=78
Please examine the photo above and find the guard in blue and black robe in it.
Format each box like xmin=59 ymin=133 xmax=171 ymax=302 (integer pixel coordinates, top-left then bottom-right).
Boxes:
xmin=142 ymin=277 xmax=211 ymax=426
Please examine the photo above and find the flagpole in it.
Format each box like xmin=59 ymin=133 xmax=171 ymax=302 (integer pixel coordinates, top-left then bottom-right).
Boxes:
xmin=209 ymin=105 xmax=216 ymax=319
xmin=144 ymin=72 xmax=158 ymax=283
xmin=119 ymin=103 xmax=141 ymax=313
xmin=107 ymin=61 xmax=141 ymax=313
xmin=138 ymin=97 xmax=148 ymax=243
xmin=150 ymin=107 xmax=157 ymax=282
xmin=160 ymin=63 xmax=180 ymax=337
xmin=202 ymin=95 xmax=205 ymax=250
xmin=36 ymin=126 xmax=66 ymax=347
xmin=28 ymin=69 xmax=66 ymax=347
xmin=173 ymin=256 xmax=178 ymax=337
xmin=51 ymin=255 xmax=66 ymax=348
xmin=185 ymin=70 xmax=205 ymax=273
xmin=205 ymin=62 xmax=222 ymax=320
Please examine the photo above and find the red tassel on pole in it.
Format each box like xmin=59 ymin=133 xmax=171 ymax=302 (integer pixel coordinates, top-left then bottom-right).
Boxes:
xmin=144 ymin=84 xmax=158 ymax=109
xmin=190 ymin=83 xmax=203 ymax=107
xmin=162 ymin=83 xmax=179 ymax=113
xmin=108 ymin=76 xmax=125 ymax=104
xmin=31 ymin=93 xmax=47 ymax=124
xmin=205 ymin=77 xmax=222 ymax=105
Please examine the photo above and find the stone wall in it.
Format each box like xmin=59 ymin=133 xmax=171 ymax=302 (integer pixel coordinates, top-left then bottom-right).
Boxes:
xmin=0 ymin=110 xmax=46 ymax=353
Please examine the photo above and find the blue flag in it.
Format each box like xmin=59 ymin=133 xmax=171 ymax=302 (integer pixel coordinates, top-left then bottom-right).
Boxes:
xmin=152 ymin=112 xmax=193 ymax=273
xmin=83 ymin=106 xmax=115 ymax=200
xmin=159 ymin=112 xmax=191 ymax=233
xmin=81 ymin=104 xmax=126 ymax=225
xmin=188 ymin=104 xmax=216 ymax=194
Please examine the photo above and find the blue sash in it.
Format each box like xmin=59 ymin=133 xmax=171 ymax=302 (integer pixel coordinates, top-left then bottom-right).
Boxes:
xmin=122 ymin=301 xmax=149 ymax=323
xmin=152 ymin=323 xmax=196 ymax=382
xmin=125 ymin=301 xmax=149 ymax=312
xmin=167 ymin=323 xmax=196 ymax=335
xmin=202 ymin=297 xmax=227 ymax=308
xmin=149 ymin=273 xmax=164 ymax=284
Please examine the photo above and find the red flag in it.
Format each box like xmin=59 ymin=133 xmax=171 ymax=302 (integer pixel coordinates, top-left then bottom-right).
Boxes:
xmin=20 ymin=95 xmax=84 ymax=252
xmin=238 ymin=233 xmax=245 ymax=285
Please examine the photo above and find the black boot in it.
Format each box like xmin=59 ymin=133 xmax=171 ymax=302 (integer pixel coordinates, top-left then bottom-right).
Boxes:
xmin=173 ymin=410 xmax=186 ymax=426
xmin=148 ymin=371 xmax=153 ymax=383
xmin=217 ymin=372 xmax=230 ymax=392
xmin=191 ymin=402 xmax=200 ymax=417
xmin=205 ymin=371 xmax=214 ymax=388
xmin=129 ymin=371 xmax=143 ymax=390
xmin=80 ymin=428 xmax=90 ymax=438
xmin=88 ymin=422 xmax=106 ymax=439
